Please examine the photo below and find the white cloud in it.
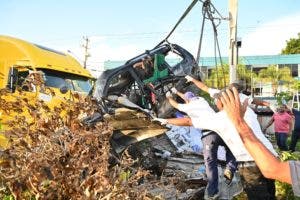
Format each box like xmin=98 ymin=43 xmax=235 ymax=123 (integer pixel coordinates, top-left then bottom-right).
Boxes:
xmin=240 ymin=13 xmax=300 ymax=55
xmin=62 ymin=37 xmax=145 ymax=77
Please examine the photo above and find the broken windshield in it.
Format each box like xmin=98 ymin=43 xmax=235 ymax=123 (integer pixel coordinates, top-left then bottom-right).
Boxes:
xmin=40 ymin=69 xmax=93 ymax=94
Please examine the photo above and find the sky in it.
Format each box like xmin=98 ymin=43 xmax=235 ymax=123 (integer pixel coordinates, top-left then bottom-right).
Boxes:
xmin=1 ymin=0 xmax=300 ymax=75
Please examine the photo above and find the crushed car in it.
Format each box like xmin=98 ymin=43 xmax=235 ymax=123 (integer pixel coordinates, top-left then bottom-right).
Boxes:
xmin=92 ymin=42 xmax=203 ymax=153
xmin=93 ymin=42 xmax=201 ymax=118
xmin=88 ymin=42 xmax=244 ymax=199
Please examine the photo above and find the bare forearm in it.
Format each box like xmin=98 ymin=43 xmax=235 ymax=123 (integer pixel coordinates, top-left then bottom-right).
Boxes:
xmin=235 ymin=120 xmax=291 ymax=183
xmin=264 ymin=119 xmax=273 ymax=129
xmin=166 ymin=117 xmax=193 ymax=126
xmin=167 ymin=98 xmax=179 ymax=109
xmin=191 ymin=79 xmax=209 ymax=93
xmin=176 ymin=92 xmax=186 ymax=102
xmin=253 ymin=98 xmax=270 ymax=106
xmin=220 ymin=87 xmax=292 ymax=184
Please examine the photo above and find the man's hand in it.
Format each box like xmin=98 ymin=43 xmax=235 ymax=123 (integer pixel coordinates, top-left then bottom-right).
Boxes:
xmin=171 ymin=87 xmax=178 ymax=94
xmin=152 ymin=118 xmax=168 ymax=125
xmin=220 ymin=87 xmax=248 ymax=125
xmin=166 ymin=91 xmax=172 ymax=98
xmin=185 ymin=75 xmax=194 ymax=83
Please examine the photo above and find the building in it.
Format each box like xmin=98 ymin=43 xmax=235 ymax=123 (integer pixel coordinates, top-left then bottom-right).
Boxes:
xmin=103 ymin=54 xmax=300 ymax=96
xmin=198 ymin=54 xmax=300 ymax=78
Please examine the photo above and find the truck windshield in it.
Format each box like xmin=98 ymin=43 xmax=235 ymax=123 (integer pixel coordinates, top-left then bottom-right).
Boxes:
xmin=39 ymin=69 xmax=92 ymax=94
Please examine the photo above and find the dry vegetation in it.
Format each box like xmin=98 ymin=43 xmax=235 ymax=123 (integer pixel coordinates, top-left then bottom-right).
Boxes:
xmin=0 ymin=88 xmax=164 ymax=200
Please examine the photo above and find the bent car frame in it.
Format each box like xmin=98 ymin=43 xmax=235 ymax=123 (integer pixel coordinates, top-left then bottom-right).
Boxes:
xmin=93 ymin=42 xmax=201 ymax=118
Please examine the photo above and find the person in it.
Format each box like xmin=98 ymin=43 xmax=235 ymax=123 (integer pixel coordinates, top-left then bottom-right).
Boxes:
xmin=155 ymin=79 xmax=277 ymax=199
xmin=167 ymin=88 xmax=237 ymax=199
xmin=288 ymin=105 xmax=300 ymax=152
xmin=220 ymin=87 xmax=300 ymax=197
xmin=263 ymin=104 xmax=293 ymax=151
xmin=184 ymin=75 xmax=275 ymax=112
xmin=185 ymin=76 xmax=278 ymax=199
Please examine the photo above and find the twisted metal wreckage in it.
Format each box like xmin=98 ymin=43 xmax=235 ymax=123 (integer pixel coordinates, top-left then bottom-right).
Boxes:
xmin=90 ymin=0 xmax=228 ymax=153
xmin=81 ymin=0 xmax=244 ymax=198
xmin=92 ymin=42 xmax=201 ymax=151
xmin=86 ymin=41 xmax=242 ymax=199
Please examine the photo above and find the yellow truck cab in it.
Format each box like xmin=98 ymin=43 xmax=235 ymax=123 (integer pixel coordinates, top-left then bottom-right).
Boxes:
xmin=0 ymin=35 xmax=94 ymax=146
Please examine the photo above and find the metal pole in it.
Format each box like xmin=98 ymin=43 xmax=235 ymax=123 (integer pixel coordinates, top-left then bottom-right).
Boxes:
xmin=82 ymin=36 xmax=90 ymax=69
xmin=228 ymin=0 xmax=238 ymax=83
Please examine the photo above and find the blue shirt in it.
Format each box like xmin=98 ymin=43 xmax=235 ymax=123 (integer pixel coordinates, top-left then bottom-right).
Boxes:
xmin=292 ymin=109 xmax=300 ymax=131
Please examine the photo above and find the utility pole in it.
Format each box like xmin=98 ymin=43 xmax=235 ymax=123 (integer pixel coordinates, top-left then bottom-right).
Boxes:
xmin=82 ymin=36 xmax=90 ymax=69
xmin=228 ymin=0 xmax=238 ymax=83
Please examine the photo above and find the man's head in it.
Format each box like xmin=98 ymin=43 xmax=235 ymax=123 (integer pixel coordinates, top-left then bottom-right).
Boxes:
xmin=228 ymin=82 xmax=244 ymax=93
xmin=277 ymin=104 xmax=287 ymax=113
xmin=213 ymin=82 xmax=244 ymax=111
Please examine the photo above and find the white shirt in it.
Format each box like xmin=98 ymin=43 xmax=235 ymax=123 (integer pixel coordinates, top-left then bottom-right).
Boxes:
xmin=177 ymin=96 xmax=215 ymax=121
xmin=198 ymin=88 xmax=278 ymax=161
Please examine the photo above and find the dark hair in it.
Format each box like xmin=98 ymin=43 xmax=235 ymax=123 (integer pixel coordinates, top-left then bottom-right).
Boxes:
xmin=228 ymin=83 xmax=244 ymax=93
xmin=212 ymin=83 xmax=243 ymax=100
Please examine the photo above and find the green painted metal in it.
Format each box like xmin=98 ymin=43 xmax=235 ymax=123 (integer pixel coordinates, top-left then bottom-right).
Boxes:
xmin=143 ymin=54 xmax=168 ymax=84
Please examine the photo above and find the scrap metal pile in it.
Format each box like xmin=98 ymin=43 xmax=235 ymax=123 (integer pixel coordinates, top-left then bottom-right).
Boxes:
xmin=0 ymin=41 xmax=248 ymax=199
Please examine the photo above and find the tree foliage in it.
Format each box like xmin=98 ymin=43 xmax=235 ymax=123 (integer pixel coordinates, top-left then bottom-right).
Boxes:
xmin=281 ymin=33 xmax=300 ymax=54
xmin=257 ymin=65 xmax=294 ymax=94
xmin=205 ymin=64 xmax=256 ymax=90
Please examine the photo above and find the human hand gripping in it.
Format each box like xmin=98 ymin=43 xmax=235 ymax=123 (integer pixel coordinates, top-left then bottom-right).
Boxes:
xmin=220 ymin=87 xmax=248 ymax=126
xmin=185 ymin=75 xmax=194 ymax=83
xmin=171 ymin=87 xmax=177 ymax=94
xmin=166 ymin=91 xmax=172 ymax=98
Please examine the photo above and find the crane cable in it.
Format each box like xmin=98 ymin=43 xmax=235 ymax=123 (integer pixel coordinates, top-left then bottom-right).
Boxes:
xmin=155 ymin=0 xmax=200 ymax=47
xmin=196 ymin=0 xmax=227 ymax=88
xmin=154 ymin=0 xmax=227 ymax=88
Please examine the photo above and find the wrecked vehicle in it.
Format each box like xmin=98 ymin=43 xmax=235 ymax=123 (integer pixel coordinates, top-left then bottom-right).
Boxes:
xmin=93 ymin=42 xmax=202 ymax=118
xmin=92 ymin=42 xmax=203 ymax=153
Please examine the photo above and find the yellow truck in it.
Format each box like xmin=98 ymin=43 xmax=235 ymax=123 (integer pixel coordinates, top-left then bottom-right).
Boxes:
xmin=0 ymin=35 xmax=94 ymax=146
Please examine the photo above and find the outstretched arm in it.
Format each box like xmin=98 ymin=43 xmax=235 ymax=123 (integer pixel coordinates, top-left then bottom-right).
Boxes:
xmin=153 ymin=117 xmax=193 ymax=127
xmin=167 ymin=97 xmax=180 ymax=109
xmin=220 ymin=87 xmax=292 ymax=184
xmin=252 ymin=98 xmax=270 ymax=106
xmin=176 ymin=91 xmax=188 ymax=103
xmin=185 ymin=75 xmax=209 ymax=93
xmin=263 ymin=117 xmax=274 ymax=132
xmin=165 ymin=91 xmax=180 ymax=110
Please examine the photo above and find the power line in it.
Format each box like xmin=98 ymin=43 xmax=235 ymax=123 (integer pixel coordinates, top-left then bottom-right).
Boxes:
xmin=33 ymin=23 xmax=300 ymax=44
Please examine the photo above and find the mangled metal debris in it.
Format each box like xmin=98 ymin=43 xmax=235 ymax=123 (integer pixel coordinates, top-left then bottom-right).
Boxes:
xmin=87 ymin=42 xmax=244 ymax=199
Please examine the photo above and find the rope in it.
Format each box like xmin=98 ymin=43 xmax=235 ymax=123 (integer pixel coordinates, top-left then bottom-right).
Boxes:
xmin=195 ymin=0 xmax=209 ymax=64
xmin=198 ymin=0 xmax=227 ymax=88
xmin=153 ymin=0 xmax=228 ymax=89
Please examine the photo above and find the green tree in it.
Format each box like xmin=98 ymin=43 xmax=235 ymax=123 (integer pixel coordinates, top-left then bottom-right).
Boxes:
xmin=205 ymin=64 xmax=256 ymax=90
xmin=258 ymin=65 xmax=294 ymax=95
xmin=205 ymin=64 xmax=228 ymax=89
xmin=281 ymin=33 xmax=300 ymax=54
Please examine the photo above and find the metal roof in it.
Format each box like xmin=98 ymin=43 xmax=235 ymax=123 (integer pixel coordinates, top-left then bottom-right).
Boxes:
xmin=199 ymin=54 xmax=300 ymax=67
xmin=104 ymin=54 xmax=300 ymax=69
